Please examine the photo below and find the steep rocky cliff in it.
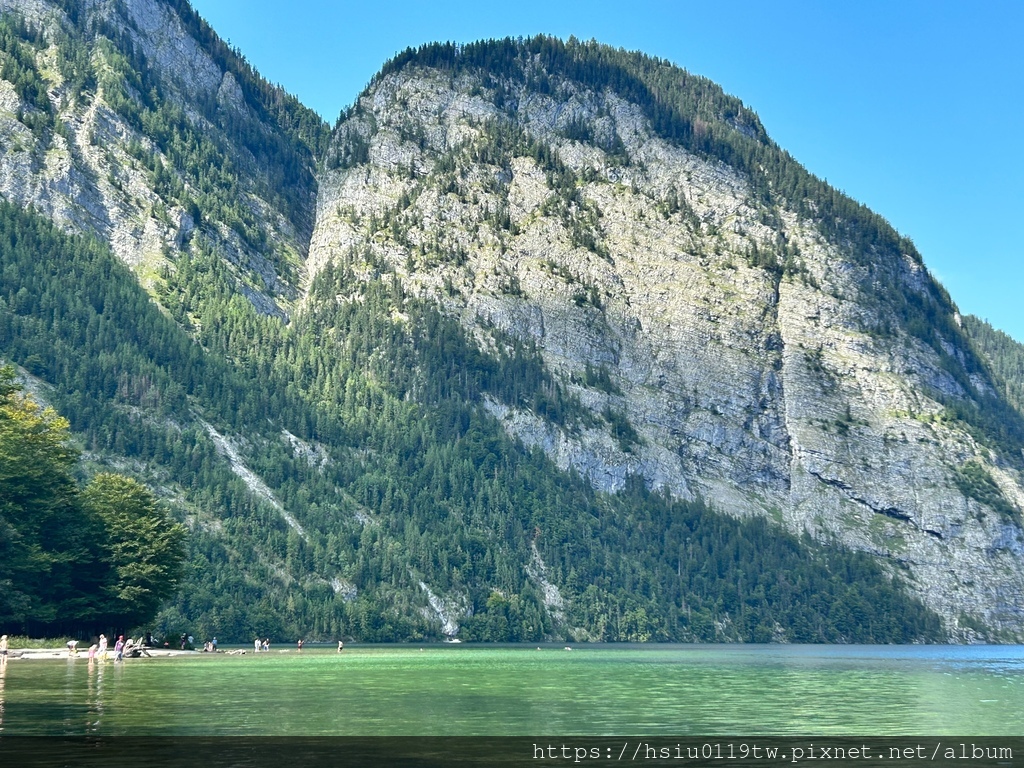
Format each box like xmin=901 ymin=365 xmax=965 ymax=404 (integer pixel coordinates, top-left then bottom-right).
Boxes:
xmin=0 ymin=0 xmax=324 ymax=315
xmin=311 ymin=40 xmax=1024 ymax=638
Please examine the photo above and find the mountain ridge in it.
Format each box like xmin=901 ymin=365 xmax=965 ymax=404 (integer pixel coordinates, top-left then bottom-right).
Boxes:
xmin=0 ymin=1 xmax=1021 ymax=641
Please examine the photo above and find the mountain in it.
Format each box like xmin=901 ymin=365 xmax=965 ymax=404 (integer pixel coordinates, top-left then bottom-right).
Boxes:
xmin=0 ymin=1 xmax=1021 ymax=642
xmin=311 ymin=39 xmax=1024 ymax=639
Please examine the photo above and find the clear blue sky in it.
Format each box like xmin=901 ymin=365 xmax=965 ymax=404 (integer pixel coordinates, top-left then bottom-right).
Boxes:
xmin=190 ymin=0 xmax=1024 ymax=342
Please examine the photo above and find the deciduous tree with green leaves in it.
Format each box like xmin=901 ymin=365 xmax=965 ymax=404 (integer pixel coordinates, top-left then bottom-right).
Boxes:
xmin=0 ymin=364 xmax=100 ymax=632
xmin=83 ymin=473 xmax=186 ymax=630
xmin=0 ymin=365 xmax=185 ymax=635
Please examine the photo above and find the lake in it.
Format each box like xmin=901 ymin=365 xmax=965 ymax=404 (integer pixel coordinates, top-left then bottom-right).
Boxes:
xmin=1 ymin=644 xmax=1022 ymax=736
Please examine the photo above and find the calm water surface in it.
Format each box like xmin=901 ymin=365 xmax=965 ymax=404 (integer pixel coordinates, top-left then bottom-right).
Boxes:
xmin=0 ymin=644 xmax=1021 ymax=735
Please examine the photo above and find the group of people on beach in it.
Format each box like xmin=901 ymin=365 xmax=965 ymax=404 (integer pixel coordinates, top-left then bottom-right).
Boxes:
xmin=250 ymin=638 xmax=344 ymax=652
xmin=0 ymin=633 xmax=352 ymax=658
xmin=1 ymin=633 xmax=128 ymax=661
xmin=80 ymin=634 xmax=147 ymax=661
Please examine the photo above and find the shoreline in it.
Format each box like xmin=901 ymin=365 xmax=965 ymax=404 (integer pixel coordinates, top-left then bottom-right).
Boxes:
xmin=3 ymin=647 xmax=200 ymax=660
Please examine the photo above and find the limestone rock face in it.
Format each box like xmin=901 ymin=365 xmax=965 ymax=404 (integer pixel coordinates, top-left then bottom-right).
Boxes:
xmin=0 ymin=0 xmax=313 ymax=314
xmin=310 ymin=65 xmax=1024 ymax=639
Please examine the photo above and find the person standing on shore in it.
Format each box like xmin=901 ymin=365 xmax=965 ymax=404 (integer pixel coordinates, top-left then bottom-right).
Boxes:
xmin=0 ymin=634 xmax=7 ymax=662
xmin=98 ymin=634 xmax=108 ymax=660
xmin=114 ymin=635 xmax=124 ymax=662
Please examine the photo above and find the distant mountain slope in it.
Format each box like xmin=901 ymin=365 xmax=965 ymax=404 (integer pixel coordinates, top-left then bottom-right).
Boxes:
xmin=0 ymin=4 xmax=1020 ymax=641
xmin=963 ymin=315 xmax=1024 ymax=420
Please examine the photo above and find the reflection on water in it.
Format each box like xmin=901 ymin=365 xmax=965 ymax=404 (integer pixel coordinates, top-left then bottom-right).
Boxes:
xmin=0 ymin=654 xmax=6 ymax=732
xmin=86 ymin=658 xmax=106 ymax=733
xmin=0 ymin=645 xmax=1021 ymax=735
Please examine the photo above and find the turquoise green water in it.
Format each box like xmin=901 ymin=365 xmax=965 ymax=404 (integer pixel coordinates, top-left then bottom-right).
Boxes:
xmin=0 ymin=645 xmax=1021 ymax=735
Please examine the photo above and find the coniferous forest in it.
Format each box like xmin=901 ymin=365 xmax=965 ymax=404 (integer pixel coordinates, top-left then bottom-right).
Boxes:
xmin=0 ymin=199 xmax=943 ymax=642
